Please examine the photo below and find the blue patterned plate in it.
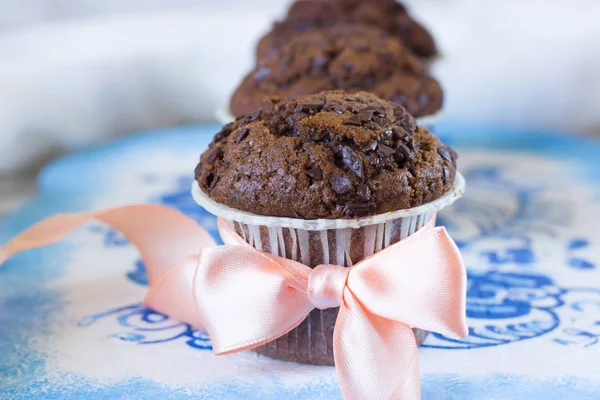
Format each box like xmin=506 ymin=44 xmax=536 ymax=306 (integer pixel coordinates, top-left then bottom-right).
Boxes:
xmin=1 ymin=121 xmax=599 ymax=399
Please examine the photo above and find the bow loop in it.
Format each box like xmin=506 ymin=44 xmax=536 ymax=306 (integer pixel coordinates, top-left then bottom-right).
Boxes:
xmin=193 ymin=244 xmax=314 ymax=355
xmin=348 ymin=226 xmax=468 ymax=339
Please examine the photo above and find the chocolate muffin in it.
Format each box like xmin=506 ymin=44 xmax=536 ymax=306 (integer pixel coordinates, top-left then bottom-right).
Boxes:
xmin=199 ymin=91 xmax=456 ymax=220
xmin=257 ymin=0 xmax=437 ymax=60
xmin=230 ymin=24 xmax=443 ymax=118
xmin=195 ymin=91 xmax=460 ymax=365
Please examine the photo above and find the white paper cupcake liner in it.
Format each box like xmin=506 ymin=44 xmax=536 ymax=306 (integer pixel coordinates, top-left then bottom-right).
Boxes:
xmin=191 ymin=172 xmax=464 ymax=231
xmin=215 ymin=102 xmax=445 ymax=128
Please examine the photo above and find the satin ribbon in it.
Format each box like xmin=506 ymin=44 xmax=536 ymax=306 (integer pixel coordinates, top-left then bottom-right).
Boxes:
xmin=0 ymin=204 xmax=468 ymax=400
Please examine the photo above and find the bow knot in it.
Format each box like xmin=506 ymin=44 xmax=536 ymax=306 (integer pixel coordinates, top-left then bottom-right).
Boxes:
xmin=307 ymin=264 xmax=349 ymax=310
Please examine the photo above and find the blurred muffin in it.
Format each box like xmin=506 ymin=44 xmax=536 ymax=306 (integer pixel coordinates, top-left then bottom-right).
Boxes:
xmin=230 ymin=24 xmax=443 ymax=118
xmin=257 ymin=0 xmax=437 ymax=60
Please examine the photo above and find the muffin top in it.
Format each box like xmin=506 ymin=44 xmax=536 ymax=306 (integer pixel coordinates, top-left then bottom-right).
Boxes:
xmin=197 ymin=91 xmax=457 ymax=220
xmin=230 ymin=24 xmax=443 ymax=118
xmin=257 ymin=0 xmax=437 ymax=59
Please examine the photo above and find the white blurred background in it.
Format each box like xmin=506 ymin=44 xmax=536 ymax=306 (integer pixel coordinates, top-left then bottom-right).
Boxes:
xmin=0 ymin=0 xmax=599 ymax=207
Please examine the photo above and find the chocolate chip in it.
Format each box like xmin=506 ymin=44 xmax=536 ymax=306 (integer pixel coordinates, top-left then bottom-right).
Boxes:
xmin=394 ymin=107 xmax=406 ymax=118
xmin=373 ymin=117 xmax=389 ymax=127
xmin=247 ymin=110 xmax=262 ymax=122
xmin=299 ymin=99 xmax=325 ymax=112
xmin=393 ymin=127 xmax=408 ymax=140
xmin=377 ymin=144 xmax=396 ymax=157
xmin=214 ymin=131 xmax=229 ymax=143
xmin=235 ymin=128 xmax=250 ymax=143
xmin=330 ymin=175 xmax=353 ymax=194
xmin=395 ymin=142 xmax=411 ymax=165
xmin=326 ymin=101 xmax=345 ymax=114
xmin=344 ymin=114 xmax=362 ymax=126
xmin=364 ymin=140 xmax=378 ymax=151
xmin=357 ymin=183 xmax=371 ymax=201
xmin=401 ymin=116 xmax=417 ymax=133
xmin=306 ymin=165 xmax=323 ymax=181
xmin=357 ymin=109 xmax=374 ymax=122
xmin=205 ymin=147 xmax=222 ymax=163
xmin=344 ymin=202 xmax=376 ymax=217
xmin=364 ymin=107 xmax=386 ymax=117
xmin=437 ymin=147 xmax=452 ymax=163
xmin=365 ymin=123 xmax=378 ymax=130
xmin=242 ymin=147 xmax=251 ymax=157
xmin=213 ymin=123 xmax=233 ymax=143
xmin=253 ymin=67 xmax=271 ymax=81
xmin=396 ymin=141 xmax=411 ymax=158
xmin=442 ymin=165 xmax=451 ymax=183
xmin=204 ymin=172 xmax=219 ymax=189
xmin=382 ymin=129 xmax=394 ymax=141
xmin=341 ymin=146 xmax=364 ymax=179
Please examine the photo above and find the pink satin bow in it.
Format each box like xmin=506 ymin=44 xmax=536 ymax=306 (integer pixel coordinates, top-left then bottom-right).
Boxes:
xmin=0 ymin=204 xmax=468 ymax=400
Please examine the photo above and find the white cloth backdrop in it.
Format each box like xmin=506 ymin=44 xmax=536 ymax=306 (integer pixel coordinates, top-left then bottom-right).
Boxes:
xmin=0 ymin=0 xmax=599 ymax=173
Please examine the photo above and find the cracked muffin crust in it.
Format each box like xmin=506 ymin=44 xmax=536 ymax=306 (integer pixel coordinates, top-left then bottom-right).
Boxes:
xmin=198 ymin=91 xmax=457 ymax=219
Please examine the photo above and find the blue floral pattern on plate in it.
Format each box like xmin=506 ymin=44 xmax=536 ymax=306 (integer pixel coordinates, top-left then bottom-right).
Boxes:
xmin=79 ymin=303 xmax=211 ymax=349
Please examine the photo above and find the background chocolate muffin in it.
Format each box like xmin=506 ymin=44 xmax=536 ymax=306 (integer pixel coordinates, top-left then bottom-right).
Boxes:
xmin=198 ymin=90 xmax=457 ymax=220
xmin=230 ymin=24 xmax=443 ymax=118
xmin=257 ymin=0 xmax=437 ymax=60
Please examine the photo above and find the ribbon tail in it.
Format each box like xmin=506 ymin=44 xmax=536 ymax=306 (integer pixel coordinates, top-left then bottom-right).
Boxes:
xmin=0 ymin=204 xmax=218 ymax=330
xmin=0 ymin=204 xmax=215 ymax=285
xmin=334 ymin=291 xmax=421 ymax=400
xmin=144 ymin=253 xmax=207 ymax=330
